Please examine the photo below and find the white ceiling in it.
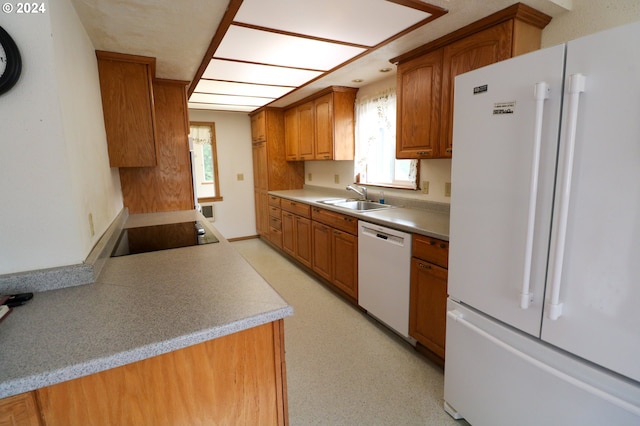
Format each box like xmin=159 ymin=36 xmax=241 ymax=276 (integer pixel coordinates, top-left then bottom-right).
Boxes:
xmin=71 ymin=0 xmax=572 ymax=113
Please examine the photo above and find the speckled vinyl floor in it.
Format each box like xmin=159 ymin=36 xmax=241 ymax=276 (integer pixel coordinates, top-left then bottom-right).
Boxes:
xmin=232 ymin=238 xmax=468 ymax=426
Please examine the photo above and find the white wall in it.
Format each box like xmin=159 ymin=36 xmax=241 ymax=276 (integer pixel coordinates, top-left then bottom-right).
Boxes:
xmin=188 ymin=110 xmax=256 ymax=239
xmin=0 ymin=0 xmax=123 ymax=276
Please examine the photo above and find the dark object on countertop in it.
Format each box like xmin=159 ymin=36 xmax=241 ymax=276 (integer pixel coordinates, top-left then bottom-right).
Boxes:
xmin=3 ymin=292 xmax=33 ymax=307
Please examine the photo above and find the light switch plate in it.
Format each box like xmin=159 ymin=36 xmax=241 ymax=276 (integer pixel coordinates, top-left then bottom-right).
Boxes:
xmin=237 ymin=173 xmax=244 ymax=181
xmin=334 ymin=174 xmax=340 ymax=184
xmin=445 ymin=182 xmax=451 ymax=197
xmin=421 ymin=181 xmax=429 ymax=194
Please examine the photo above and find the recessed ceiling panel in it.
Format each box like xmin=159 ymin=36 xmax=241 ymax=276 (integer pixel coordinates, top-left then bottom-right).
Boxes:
xmin=189 ymin=93 xmax=272 ymax=107
xmin=194 ymin=80 xmax=295 ymax=98
xmin=188 ymin=102 xmax=256 ymax=113
xmin=202 ymin=59 xmax=323 ymax=86
xmin=234 ymin=0 xmax=432 ymax=46
xmin=216 ymin=26 xmax=367 ymax=71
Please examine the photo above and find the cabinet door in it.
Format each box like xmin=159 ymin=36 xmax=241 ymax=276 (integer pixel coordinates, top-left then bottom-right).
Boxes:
xmin=332 ymin=230 xmax=358 ymax=300
xmin=396 ymin=49 xmax=443 ymax=159
xmin=311 ymin=222 xmax=332 ymax=281
xmin=284 ymin=108 xmax=299 ymax=161
xmin=0 ymin=392 xmax=42 ymax=426
xmin=281 ymin=212 xmax=295 ymax=257
xmin=314 ymin=93 xmax=333 ymax=160
xmin=441 ymin=21 xmax=513 ymax=157
xmin=294 ymin=216 xmax=312 ymax=268
xmin=250 ymin=110 xmax=266 ymax=142
xmin=96 ymin=52 xmax=157 ymax=168
xmin=297 ymin=102 xmax=315 ymax=160
xmin=409 ymin=258 xmax=448 ymax=359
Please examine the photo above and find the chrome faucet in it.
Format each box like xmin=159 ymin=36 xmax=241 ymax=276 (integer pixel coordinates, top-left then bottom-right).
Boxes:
xmin=346 ymin=185 xmax=367 ymax=200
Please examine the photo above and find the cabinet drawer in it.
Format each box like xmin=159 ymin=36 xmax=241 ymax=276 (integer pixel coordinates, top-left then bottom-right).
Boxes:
xmin=311 ymin=206 xmax=358 ymax=235
xmin=412 ymin=234 xmax=448 ymax=268
xmin=268 ymin=195 xmax=281 ymax=208
xmin=269 ymin=216 xmax=282 ymax=231
xmin=281 ymin=199 xmax=311 ymax=218
xmin=269 ymin=206 xmax=281 ymax=219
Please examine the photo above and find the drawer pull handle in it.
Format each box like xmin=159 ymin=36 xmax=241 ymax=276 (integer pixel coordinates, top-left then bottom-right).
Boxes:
xmin=439 ymin=243 xmax=446 ymax=248
xmin=419 ymin=263 xmax=432 ymax=270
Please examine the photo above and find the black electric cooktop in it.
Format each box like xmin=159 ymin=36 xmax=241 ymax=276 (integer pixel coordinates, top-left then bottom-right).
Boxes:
xmin=111 ymin=221 xmax=219 ymax=257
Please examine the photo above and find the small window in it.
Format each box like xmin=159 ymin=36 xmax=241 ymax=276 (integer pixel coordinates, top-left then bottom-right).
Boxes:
xmin=354 ymin=88 xmax=418 ymax=189
xmin=190 ymin=122 xmax=222 ymax=202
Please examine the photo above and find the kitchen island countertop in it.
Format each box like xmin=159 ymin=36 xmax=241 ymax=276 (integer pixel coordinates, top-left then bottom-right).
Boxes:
xmin=0 ymin=210 xmax=293 ymax=399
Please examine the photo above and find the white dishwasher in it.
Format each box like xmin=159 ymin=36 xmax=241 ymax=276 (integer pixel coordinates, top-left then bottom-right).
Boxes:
xmin=358 ymin=221 xmax=414 ymax=341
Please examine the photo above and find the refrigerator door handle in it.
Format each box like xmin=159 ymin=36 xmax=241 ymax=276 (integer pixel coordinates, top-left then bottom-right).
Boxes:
xmin=547 ymin=73 xmax=587 ymax=320
xmin=447 ymin=309 xmax=640 ymax=416
xmin=520 ymin=81 xmax=550 ymax=310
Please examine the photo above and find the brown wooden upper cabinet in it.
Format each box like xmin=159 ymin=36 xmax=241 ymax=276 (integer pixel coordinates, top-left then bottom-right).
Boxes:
xmin=392 ymin=3 xmax=551 ymax=159
xmin=284 ymin=87 xmax=358 ymax=161
xmin=250 ymin=110 xmax=266 ymax=143
xmin=96 ymin=51 xmax=158 ymax=167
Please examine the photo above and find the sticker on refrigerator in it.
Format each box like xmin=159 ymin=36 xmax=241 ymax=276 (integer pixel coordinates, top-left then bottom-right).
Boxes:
xmin=473 ymin=84 xmax=488 ymax=95
xmin=493 ymin=101 xmax=516 ymax=115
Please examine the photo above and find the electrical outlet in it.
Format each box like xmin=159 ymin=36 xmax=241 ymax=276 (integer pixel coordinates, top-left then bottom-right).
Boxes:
xmin=308 ymin=173 xmax=312 ymax=181
xmin=445 ymin=182 xmax=452 ymax=197
xmin=334 ymin=174 xmax=340 ymax=184
xmin=236 ymin=173 xmax=244 ymax=181
xmin=421 ymin=181 xmax=429 ymax=194
xmin=88 ymin=213 xmax=95 ymax=237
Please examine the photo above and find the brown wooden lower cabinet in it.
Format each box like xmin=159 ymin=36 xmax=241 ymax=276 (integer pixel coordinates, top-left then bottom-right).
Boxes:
xmin=281 ymin=211 xmax=312 ymax=268
xmin=2 ymin=321 xmax=288 ymax=426
xmin=409 ymin=234 xmax=449 ymax=365
xmin=0 ymin=392 xmax=42 ymax=426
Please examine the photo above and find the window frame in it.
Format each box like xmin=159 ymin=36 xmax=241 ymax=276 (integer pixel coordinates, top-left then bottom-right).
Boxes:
xmin=189 ymin=121 xmax=223 ymax=202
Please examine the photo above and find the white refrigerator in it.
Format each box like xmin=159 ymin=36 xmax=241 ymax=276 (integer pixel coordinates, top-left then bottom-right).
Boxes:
xmin=444 ymin=21 xmax=640 ymax=425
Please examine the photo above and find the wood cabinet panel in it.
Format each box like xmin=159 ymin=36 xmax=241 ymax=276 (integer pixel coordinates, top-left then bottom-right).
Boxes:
xmin=312 ymin=222 xmax=332 ymax=282
xmin=268 ymin=195 xmax=281 ymax=208
xmin=396 ymin=49 xmax=443 ymax=159
xmin=284 ymin=87 xmax=357 ymax=161
xmin=409 ymin=259 xmax=448 ymax=359
xmin=440 ymin=21 xmax=514 ymax=157
xmin=297 ymin=102 xmax=315 ymax=160
xmin=0 ymin=392 xmax=42 ymax=426
xmin=294 ymin=216 xmax=312 ymax=269
xmin=36 ymin=321 xmax=287 ymax=426
xmin=412 ymin=234 xmax=449 ymax=269
xmin=250 ymin=109 xmax=304 ymax=238
xmin=393 ymin=4 xmax=550 ymax=159
xmin=251 ymin=110 xmax=266 ymax=142
xmin=119 ymin=80 xmax=194 ymax=214
xmin=332 ymin=230 xmax=358 ymax=300
xmin=284 ymin=108 xmax=299 ymax=161
xmin=311 ymin=206 xmax=357 ymax=235
xmin=281 ymin=199 xmax=311 ymax=218
xmin=96 ymin=51 xmax=157 ymax=168
xmin=282 ymin=211 xmax=295 ymax=257
xmin=314 ymin=93 xmax=333 ymax=160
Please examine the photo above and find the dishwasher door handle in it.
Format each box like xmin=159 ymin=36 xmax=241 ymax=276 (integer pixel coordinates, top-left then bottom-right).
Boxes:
xmin=376 ymin=233 xmax=388 ymax=240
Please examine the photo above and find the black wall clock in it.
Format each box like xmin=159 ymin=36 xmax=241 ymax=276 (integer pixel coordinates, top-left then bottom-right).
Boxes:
xmin=0 ymin=26 xmax=22 ymax=95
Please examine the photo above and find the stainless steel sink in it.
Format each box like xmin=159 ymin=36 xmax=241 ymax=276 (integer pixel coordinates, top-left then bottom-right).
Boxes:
xmin=318 ymin=198 xmax=393 ymax=211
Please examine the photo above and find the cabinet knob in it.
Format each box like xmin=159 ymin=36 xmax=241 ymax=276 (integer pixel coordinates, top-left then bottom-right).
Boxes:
xmin=446 ymin=148 xmax=452 ymax=153
xmin=439 ymin=243 xmax=446 ymax=249
xmin=429 ymin=240 xmax=436 ymax=246
xmin=417 ymin=151 xmax=428 ymax=155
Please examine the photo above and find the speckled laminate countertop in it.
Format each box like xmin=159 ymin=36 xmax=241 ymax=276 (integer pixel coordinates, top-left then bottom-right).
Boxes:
xmin=0 ymin=210 xmax=293 ymax=399
xmin=269 ymin=188 xmax=450 ymax=241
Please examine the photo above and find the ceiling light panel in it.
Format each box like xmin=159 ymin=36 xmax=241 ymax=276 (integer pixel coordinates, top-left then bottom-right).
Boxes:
xmin=193 ymin=80 xmax=295 ymax=98
xmin=216 ymin=25 xmax=366 ymax=71
xmin=188 ymin=103 xmax=256 ymax=113
xmin=202 ymin=59 xmax=323 ymax=86
xmin=234 ymin=0 xmax=432 ymax=47
xmin=189 ymin=93 xmax=272 ymax=107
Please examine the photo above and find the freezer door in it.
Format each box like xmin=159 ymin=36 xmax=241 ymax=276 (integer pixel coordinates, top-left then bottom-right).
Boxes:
xmin=448 ymin=44 xmax=565 ymax=336
xmin=444 ymin=300 xmax=640 ymax=425
xmin=542 ymin=21 xmax=640 ymax=382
